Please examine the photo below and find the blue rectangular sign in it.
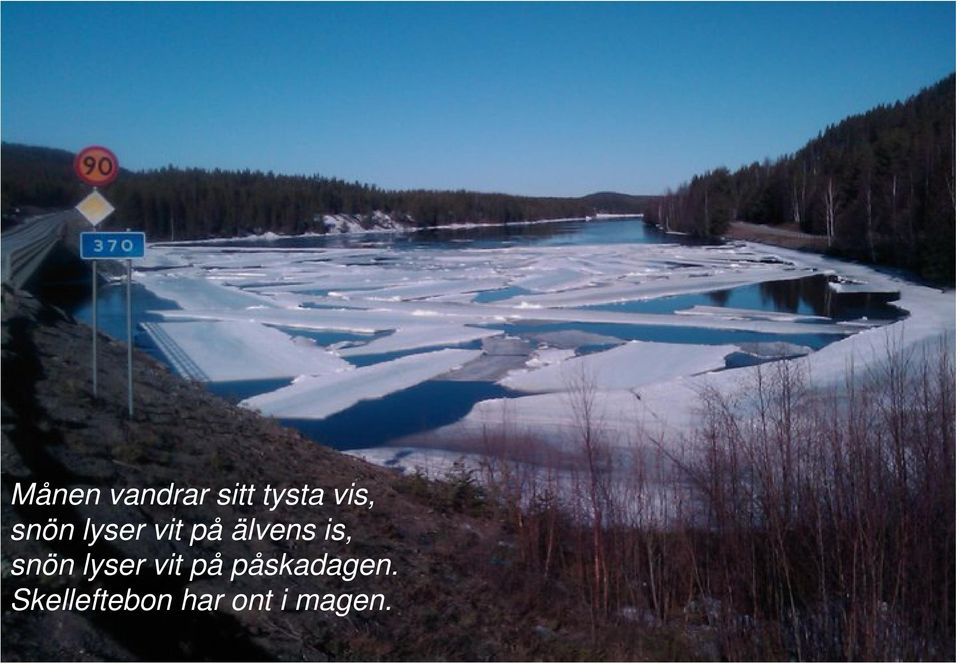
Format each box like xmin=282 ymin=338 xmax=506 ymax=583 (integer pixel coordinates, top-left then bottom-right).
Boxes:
xmin=80 ymin=232 xmax=146 ymax=260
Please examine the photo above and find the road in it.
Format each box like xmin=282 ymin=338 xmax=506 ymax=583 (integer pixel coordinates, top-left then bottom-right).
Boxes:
xmin=1 ymin=210 xmax=80 ymax=289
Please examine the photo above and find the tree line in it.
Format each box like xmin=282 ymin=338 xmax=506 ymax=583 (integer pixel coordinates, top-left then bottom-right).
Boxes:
xmin=0 ymin=143 xmax=649 ymax=239
xmin=645 ymin=74 xmax=956 ymax=282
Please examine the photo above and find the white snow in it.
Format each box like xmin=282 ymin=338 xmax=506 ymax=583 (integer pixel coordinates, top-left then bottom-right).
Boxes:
xmin=676 ymin=305 xmax=831 ymax=323
xmin=141 ymin=321 xmax=351 ymax=382
xmin=135 ymin=271 xmax=276 ymax=310
xmin=240 ymin=348 xmax=482 ymax=419
xmin=501 ymin=341 xmax=737 ymax=393
xmin=828 ymin=280 xmax=900 ymax=295
xmin=338 ymin=325 xmax=500 ymax=357
xmin=342 ymin=278 xmax=508 ymax=302
xmin=323 ymin=211 xmax=411 ymax=234
xmin=524 ymin=347 xmax=577 ymax=368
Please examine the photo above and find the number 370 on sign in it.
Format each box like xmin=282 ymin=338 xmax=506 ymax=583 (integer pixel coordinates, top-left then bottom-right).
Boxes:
xmin=80 ymin=232 xmax=147 ymax=260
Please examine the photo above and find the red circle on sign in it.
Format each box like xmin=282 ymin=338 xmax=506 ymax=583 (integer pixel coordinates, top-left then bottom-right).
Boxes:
xmin=74 ymin=146 xmax=119 ymax=187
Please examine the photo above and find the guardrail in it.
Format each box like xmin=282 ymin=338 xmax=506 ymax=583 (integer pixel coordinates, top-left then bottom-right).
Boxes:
xmin=1 ymin=212 xmax=70 ymax=289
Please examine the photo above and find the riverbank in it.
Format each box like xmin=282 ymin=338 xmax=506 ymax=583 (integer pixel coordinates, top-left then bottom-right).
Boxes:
xmin=722 ymin=220 xmax=830 ymax=252
xmin=154 ymin=212 xmax=639 ymax=246
xmin=0 ymin=285 xmax=655 ymax=660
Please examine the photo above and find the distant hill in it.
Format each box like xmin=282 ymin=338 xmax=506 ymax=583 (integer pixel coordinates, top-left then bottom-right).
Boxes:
xmin=580 ymin=191 xmax=653 ymax=213
xmin=0 ymin=143 xmax=649 ymax=239
xmin=646 ymin=74 xmax=956 ymax=282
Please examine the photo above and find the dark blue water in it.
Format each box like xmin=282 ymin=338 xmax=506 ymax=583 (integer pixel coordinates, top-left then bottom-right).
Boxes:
xmin=272 ymin=326 xmax=386 ymax=347
xmin=72 ymin=283 xmax=181 ymax=338
xmin=208 ymin=378 xmax=293 ymax=402
xmin=278 ymin=380 xmax=520 ymax=449
xmin=167 ymin=217 xmax=682 ymax=251
xmin=69 ymin=283 xmax=182 ymax=366
xmin=581 ymin=274 xmax=905 ymax=322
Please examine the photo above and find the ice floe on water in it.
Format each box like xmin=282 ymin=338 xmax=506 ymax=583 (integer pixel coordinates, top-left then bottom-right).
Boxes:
xmin=240 ymin=348 xmax=482 ymax=419
xmin=336 ymin=325 xmax=500 ymax=358
xmin=136 ymin=270 xmax=276 ymax=310
xmin=500 ymin=341 xmax=738 ymax=393
xmin=675 ymin=305 xmax=831 ymax=323
xmin=417 ymin=242 xmax=954 ymax=455
xmin=141 ymin=320 xmax=351 ymax=382
xmin=130 ymin=223 xmax=952 ymax=463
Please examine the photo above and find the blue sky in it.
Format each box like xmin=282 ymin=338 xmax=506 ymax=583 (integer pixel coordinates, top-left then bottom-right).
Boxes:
xmin=1 ymin=2 xmax=954 ymax=196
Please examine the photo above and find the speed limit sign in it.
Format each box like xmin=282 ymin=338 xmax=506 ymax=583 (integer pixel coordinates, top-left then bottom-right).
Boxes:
xmin=74 ymin=145 xmax=119 ymax=187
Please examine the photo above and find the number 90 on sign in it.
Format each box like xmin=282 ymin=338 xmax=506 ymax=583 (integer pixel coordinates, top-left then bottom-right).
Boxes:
xmin=80 ymin=232 xmax=146 ymax=260
xmin=74 ymin=146 xmax=120 ymax=187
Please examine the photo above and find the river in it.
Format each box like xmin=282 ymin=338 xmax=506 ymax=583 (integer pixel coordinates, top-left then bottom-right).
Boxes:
xmin=66 ymin=218 xmax=905 ymax=450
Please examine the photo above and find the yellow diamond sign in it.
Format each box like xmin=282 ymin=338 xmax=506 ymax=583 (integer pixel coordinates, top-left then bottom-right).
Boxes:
xmin=76 ymin=190 xmax=115 ymax=227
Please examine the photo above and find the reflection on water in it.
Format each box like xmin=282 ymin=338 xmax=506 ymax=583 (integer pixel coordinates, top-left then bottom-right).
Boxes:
xmin=172 ymin=217 xmax=679 ymax=251
xmin=583 ymin=274 xmax=904 ymax=321
xmin=72 ymin=283 xmax=181 ymax=342
xmin=757 ymin=275 xmax=902 ymax=320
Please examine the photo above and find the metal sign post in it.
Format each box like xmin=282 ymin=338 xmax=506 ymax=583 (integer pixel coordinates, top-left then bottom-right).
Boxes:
xmin=79 ymin=231 xmax=146 ymax=416
xmin=75 ymin=146 xmax=119 ymax=400
xmin=126 ymin=258 xmax=133 ymax=417
xmin=73 ymin=144 xmax=146 ymax=414
xmin=92 ymin=256 xmax=98 ymax=397
xmin=76 ymin=189 xmax=115 ymax=400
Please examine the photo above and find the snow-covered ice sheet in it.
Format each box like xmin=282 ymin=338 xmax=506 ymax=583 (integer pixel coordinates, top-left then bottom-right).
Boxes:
xmin=135 ymin=271 xmax=275 ymax=310
xmin=154 ymin=307 xmax=415 ymax=334
xmin=409 ymin=389 xmax=649 ymax=454
xmin=240 ymin=348 xmax=482 ymax=419
xmin=155 ymin=297 xmax=855 ymax=336
xmin=340 ymin=278 xmax=508 ymax=302
xmin=141 ymin=320 xmax=351 ymax=382
xmin=496 ymin=267 xmax=810 ymax=308
xmin=422 ymin=243 xmax=954 ymax=453
xmin=736 ymin=341 xmax=813 ymax=358
xmin=524 ymin=347 xmax=577 ymax=368
xmin=829 ymin=280 xmax=900 ymax=295
xmin=676 ymin=305 xmax=831 ymax=323
xmin=528 ymin=330 xmax=625 ymax=349
xmin=440 ymin=336 xmax=531 ymax=382
xmin=132 ymin=231 xmax=951 ymax=462
xmin=338 ymin=325 xmax=500 ymax=357
xmin=511 ymin=266 xmax=598 ymax=293
xmin=501 ymin=341 xmax=737 ymax=393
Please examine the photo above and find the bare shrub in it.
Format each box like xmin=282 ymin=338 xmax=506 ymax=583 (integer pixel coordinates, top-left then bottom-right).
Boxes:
xmin=682 ymin=334 xmax=955 ymax=660
xmin=469 ymin=333 xmax=953 ymax=660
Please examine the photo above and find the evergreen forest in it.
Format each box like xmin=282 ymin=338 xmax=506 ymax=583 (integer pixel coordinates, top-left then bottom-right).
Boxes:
xmin=645 ymin=74 xmax=956 ymax=282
